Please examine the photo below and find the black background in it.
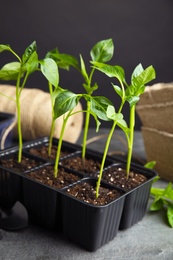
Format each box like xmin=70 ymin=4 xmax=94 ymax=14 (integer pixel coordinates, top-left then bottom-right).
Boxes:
xmin=0 ymin=0 xmax=173 ymax=129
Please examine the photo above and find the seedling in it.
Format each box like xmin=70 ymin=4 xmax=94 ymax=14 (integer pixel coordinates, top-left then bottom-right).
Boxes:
xmin=92 ymin=62 xmax=156 ymax=197
xmin=79 ymin=39 xmax=114 ymax=166
xmin=53 ymin=89 xmax=82 ymax=177
xmin=52 ymin=87 xmax=109 ymax=177
xmin=47 ymin=39 xmax=114 ymax=167
xmin=42 ymin=39 xmax=114 ymax=177
xmin=0 ymin=42 xmax=38 ymax=162
xmin=40 ymin=57 xmax=60 ymax=155
xmin=150 ymin=177 xmax=173 ymax=228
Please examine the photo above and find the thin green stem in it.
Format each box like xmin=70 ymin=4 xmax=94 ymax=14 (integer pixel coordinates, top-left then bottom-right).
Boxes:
xmin=82 ymin=101 xmax=90 ymax=163
xmin=16 ymin=73 xmax=22 ymax=163
xmin=96 ymin=120 xmax=117 ymax=198
xmin=88 ymin=68 xmax=95 ymax=87
xmin=19 ymin=72 xmax=29 ymax=95
xmin=49 ymin=121 xmax=55 ymax=155
xmin=54 ymin=110 xmax=72 ymax=178
xmin=48 ymin=82 xmax=54 ymax=156
xmin=126 ymin=104 xmax=136 ymax=177
xmin=96 ymin=98 xmax=125 ymax=198
xmin=9 ymin=49 xmax=21 ymax=63
xmin=81 ymin=67 xmax=95 ymax=165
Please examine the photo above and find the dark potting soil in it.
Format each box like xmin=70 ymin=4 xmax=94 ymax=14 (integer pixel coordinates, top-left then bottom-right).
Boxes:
xmin=100 ymin=166 xmax=147 ymax=192
xmin=0 ymin=148 xmax=147 ymax=205
xmin=27 ymin=165 xmax=122 ymax=205
xmin=27 ymin=165 xmax=81 ymax=189
xmin=29 ymin=145 xmax=69 ymax=160
xmin=66 ymin=181 xmax=122 ymax=205
xmin=60 ymin=156 xmax=101 ymax=174
xmin=0 ymin=155 xmax=43 ymax=172
xmin=60 ymin=157 xmax=147 ymax=192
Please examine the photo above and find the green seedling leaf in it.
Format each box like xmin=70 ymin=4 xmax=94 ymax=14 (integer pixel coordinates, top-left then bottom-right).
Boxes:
xmin=150 ymin=178 xmax=173 ymax=227
xmin=125 ymin=65 xmax=156 ymax=108
xmin=112 ymin=84 xmax=124 ymax=99
xmin=0 ymin=44 xmax=11 ymax=53
xmin=131 ymin=63 xmax=144 ymax=77
xmin=80 ymin=55 xmax=89 ymax=83
xmin=164 ymin=182 xmax=173 ymax=200
xmin=54 ymin=90 xmax=81 ymax=119
xmin=106 ymin=105 xmax=119 ymax=120
xmin=90 ymin=38 xmax=114 ymax=62
xmin=144 ymin=161 xmax=156 ymax=169
xmin=150 ymin=197 xmax=164 ymax=211
xmin=91 ymin=62 xmax=125 ymax=83
xmin=0 ymin=62 xmax=21 ymax=80
xmin=58 ymin=53 xmax=79 ymax=70
xmin=22 ymin=41 xmax=37 ymax=65
xmin=46 ymin=48 xmax=79 ymax=70
xmin=90 ymin=96 xmax=113 ymax=121
xmin=22 ymin=51 xmax=38 ymax=75
xmin=126 ymin=95 xmax=140 ymax=107
xmin=90 ymin=82 xmax=99 ymax=93
xmin=131 ymin=65 xmax=156 ymax=90
xmin=89 ymin=110 xmax=101 ymax=132
xmin=83 ymin=82 xmax=99 ymax=95
xmin=106 ymin=105 xmax=129 ymax=131
xmin=40 ymin=58 xmax=59 ymax=88
xmin=150 ymin=187 xmax=164 ymax=197
xmin=51 ymin=87 xmax=63 ymax=104
xmin=167 ymin=205 xmax=173 ymax=227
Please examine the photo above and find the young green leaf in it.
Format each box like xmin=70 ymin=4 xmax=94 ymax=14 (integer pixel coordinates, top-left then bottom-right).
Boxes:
xmin=89 ymin=110 xmax=101 ymax=132
xmin=22 ymin=41 xmax=37 ymax=65
xmin=54 ymin=90 xmax=81 ymax=119
xmin=125 ymin=95 xmax=140 ymax=107
xmin=0 ymin=44 xmax=11 ymax=53
xmin=106 ymin=105 xmax=120 ymax=120
xmin=80 ymin=55 xmax=89 ymax=83
xmin=90 ymin=82 xmax=99 ymax=93
xmin=144 ymin=161 xmax=156 ymax=169
xmin=167 ymin=205 xmax=173 ymax=227
xmin=112 ymin=84 xmax=124 ymax=99
xmin=40 ymin=58 xmax=59 ymax=88
xmin=22 ymin=51 xmax=38 ymax=75
xmin=150 ymin=187 xmax=164 ymax=197
xmin=58 ymin=53 xmax=79 ymax=70
xmin=46 ymin=48 xmax=79 ymax=70
xmin=150 ymin=197 xmax=164 ymax=211
xmin=131 ymin=65 xmax=156 ymax=89
xmin=91 ymin=62 xmax=125 ymax=83
xmin=90 ymin=96 xmax=113 ymax=121
xmin=150 ymin=180 xmax=173 ymax=227
xmin=131 ymin=63 xmax=144 ymax=78
xmin=90 ymin=39 xmax=114 ymax=62
xmin=106 ymin=105 xmax=129 ymax=132
xmin=164 ymin=182 xmax=173 ymax=200
xmin=0 ymin=62 xmax=21 ymax=80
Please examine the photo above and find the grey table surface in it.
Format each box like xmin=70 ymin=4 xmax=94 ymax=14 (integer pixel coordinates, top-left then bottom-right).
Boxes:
xmin=0 ymin=129 xmax=172 ymax=260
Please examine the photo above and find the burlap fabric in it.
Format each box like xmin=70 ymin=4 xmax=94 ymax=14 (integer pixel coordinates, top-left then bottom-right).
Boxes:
xmin=0 ymin=85 xmax=83 ymax=143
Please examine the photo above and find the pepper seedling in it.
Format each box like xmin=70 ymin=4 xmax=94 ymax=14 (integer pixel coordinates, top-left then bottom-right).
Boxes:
xmin=0 ymin=42 xmax=38 ymax=162
xmin=40 ymin=57 xmax=60 ymax=155
xmin=150 ymin=177 xmax=173 ymax=228
xmin=47 ymin=39 xmax=114 ymax=168
xmin=52 ymin=88 xmax=111 ymax=177
xmin=91 ymin=61 xmax=156 ymax=197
